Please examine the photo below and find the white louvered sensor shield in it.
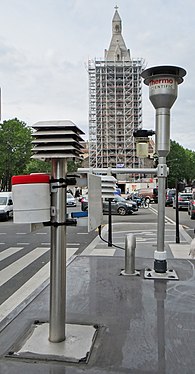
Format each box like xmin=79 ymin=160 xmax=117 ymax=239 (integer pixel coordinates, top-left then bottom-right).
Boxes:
xmin=31 ymin=120 xmax=84 ymax=159
xmin=101 ymin=175 xmax=117 ymax=199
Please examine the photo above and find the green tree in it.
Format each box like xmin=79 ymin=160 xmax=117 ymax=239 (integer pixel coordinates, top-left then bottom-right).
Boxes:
xmin=0 ymin=118 xmax=32 ymax=190
xmin=167 ymin=140 xmax=195 ymax=188
xmin=184 ymin=148 xmax=195 ymax=185
xmin=24 ymin=159 xmax=51 ymax=175
xmin=67 ymin=160 xmax=82 ymax=172
xmin=24 ymin=159 xmax=82 ymax=175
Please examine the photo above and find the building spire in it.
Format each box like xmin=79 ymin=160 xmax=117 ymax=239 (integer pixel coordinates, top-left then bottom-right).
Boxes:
xmin=105 ymin=7 xmax=130 ymax=61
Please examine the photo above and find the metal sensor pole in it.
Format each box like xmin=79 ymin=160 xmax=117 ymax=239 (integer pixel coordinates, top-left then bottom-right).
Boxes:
xmin=141 ymin=65 xmax=186 ymax=273
xmin=49 ymin=158 xmax=67 ymax=342
xmin=108 ymin=198 xmax=112 ymax=247
xmin=31 ymin=120 xmax=85 ymax=344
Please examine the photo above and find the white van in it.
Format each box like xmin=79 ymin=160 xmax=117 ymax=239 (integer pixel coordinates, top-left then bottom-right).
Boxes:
xmin=0 ymin=192 xmax=13 ymax=220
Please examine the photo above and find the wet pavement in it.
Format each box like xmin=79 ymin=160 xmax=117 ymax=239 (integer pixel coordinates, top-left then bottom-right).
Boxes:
xmin=0 ymin=222 xmax=195 ymax=373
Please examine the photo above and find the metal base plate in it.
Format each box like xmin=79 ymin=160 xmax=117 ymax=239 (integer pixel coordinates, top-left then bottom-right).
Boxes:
xmin=144 ymin=268 xmax=179 ymax=280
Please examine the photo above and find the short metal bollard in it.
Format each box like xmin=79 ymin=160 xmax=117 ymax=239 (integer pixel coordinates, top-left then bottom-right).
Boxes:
xmin=121 ymin=234 xmax=140 ymax=276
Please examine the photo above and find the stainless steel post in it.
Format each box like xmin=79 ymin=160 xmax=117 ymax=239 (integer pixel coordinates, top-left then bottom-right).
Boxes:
xmin=141 ymin=65 xmax=186 ymax=273
xmin=121 ymin=234 xmax=139 ymax=276
xmin=108 ymin=198 xmax=112 ymax=247
xmin=155 ymin=156 xmax=168 ymax=272
xmin=155 ymin=106 xmax=169 ymax=272
xmin=157 ymin=157 xmax=166 ymax=252
xmin=175 ymin=181 xmax=180 ymax=243
xmin=49 ymin=158 xmax=67 ymax=342
xmin=125 ymin=234 xmax=136 ymax=274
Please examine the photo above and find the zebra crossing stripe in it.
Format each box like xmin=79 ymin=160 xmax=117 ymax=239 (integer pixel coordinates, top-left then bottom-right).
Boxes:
xmin=0 ymin=247 xmax=49 ymax=287
xmin=0 ymin=246 xmax=78 ymax=328
xmin=0 ymin=247 xmax=23 ymax=261
xmin=0 ymin=263 xmax=50 ymax=324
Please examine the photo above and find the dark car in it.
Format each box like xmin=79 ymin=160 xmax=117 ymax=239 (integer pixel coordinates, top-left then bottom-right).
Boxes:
xmin=188 ymin=193 xmax=195 ymax=219
xmin=173 ymin=192 xmax=193 ymax=210
xmin=165 ymin=189 xmax=176 ymax=207
xmin=81 ymin=195 xmax=138 ymax=216
xmin=103 ymin=196 xmax=138 ymax=215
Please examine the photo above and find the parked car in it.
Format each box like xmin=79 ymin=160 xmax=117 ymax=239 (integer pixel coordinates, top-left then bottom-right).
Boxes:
xmin=66 ymin=193 xmax=76 ymax=207
xmin=188 ymin=193 xmax=195 ymax=219
xmin=165 ymin=189 xmax=176 ymax=206
xmin=103 ymin=196 xmax=138 ymax=215
xmin=81 ymin=195 xmax=138 ymax=215
xmin=0 ymin=192 xmax=13 ymax=220
xmin=173 ymin=192 xmax=193 ymax=210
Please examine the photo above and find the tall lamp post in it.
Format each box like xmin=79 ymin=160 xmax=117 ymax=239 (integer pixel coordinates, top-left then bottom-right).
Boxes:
xmin=141 ymin=66 xmax=186 ymax=275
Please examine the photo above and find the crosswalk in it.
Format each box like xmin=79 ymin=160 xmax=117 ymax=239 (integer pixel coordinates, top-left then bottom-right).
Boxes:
xmin=0 ymin=245 xmax=78 ymax=329
xmin=0 ymin=247 xmax=49 ymax=287
xmin=81 ymin=225 xmax=192 ymax=259
xmin=0 ymin=223 xmax=192 ymax=330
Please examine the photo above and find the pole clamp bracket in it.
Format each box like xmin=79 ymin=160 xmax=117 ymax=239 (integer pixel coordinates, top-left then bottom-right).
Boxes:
xmin=157 ymin=164 xmax=168 ymax=178
xmin=44 ymin=219 xmax=77 ymax=227
xmin=50 ymin=177 xmax=77 ymax=191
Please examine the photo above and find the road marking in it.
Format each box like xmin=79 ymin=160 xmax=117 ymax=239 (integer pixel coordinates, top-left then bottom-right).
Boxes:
xmin=40 ymin=242 xmax=80 ymax=246
xmin=90 ymin=248 xmax=116 ymax=256
xmin=66 ymin=248 xmax=79 ymax=258
xmin=0 ymin=247 xmax=23 ymax=261
xmin=0 ymin=247 xmax=49 ymax=286
xmin=0 ymin=246 xmax=78 ymax=326
xmin=0 ymin=263 xmax=50 ymax=324
xmin=16 ymin=243 xmax=30 ymax=245
xmin=150 ymin=207 xmax=176 ymax=224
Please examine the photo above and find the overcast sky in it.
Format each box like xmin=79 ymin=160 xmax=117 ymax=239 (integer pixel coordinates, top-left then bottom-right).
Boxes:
xmin=0 ymin=0 xmax=194 ymax=151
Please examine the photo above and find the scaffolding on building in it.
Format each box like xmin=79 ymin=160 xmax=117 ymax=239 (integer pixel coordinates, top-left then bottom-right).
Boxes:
xmin=88 ymin=58 xmax=145 ymax=169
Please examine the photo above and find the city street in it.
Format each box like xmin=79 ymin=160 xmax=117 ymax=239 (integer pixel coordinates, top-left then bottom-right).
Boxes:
xmin=0 ymin=208 xmax=97 ymax=329
xmin=0 ymin=202 xmax=194 ymax=331
xmin=0 ymin=202 xmax=194 ymax=374
xmin=0 ymin=204 xmax=194 ymax=374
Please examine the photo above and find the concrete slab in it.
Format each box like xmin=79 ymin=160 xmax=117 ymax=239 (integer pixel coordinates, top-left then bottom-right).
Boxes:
xmin=89 ymin=248 xmax=116 ymax=256
xmin=13 ymin=322 xmax=97 ymax=363
xmin=169 ymin=243 xmax=191 ymax=258
xmin=1 ymin=256 xmax=195 ymax=373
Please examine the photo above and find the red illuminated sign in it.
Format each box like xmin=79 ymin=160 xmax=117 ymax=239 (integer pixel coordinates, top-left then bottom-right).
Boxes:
xmin=149 ymin=78 xmax=174 ymax=86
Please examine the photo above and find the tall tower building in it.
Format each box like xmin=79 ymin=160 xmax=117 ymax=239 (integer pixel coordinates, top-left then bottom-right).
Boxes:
xmin=88 ymin=8 xmax=145 ymax=169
